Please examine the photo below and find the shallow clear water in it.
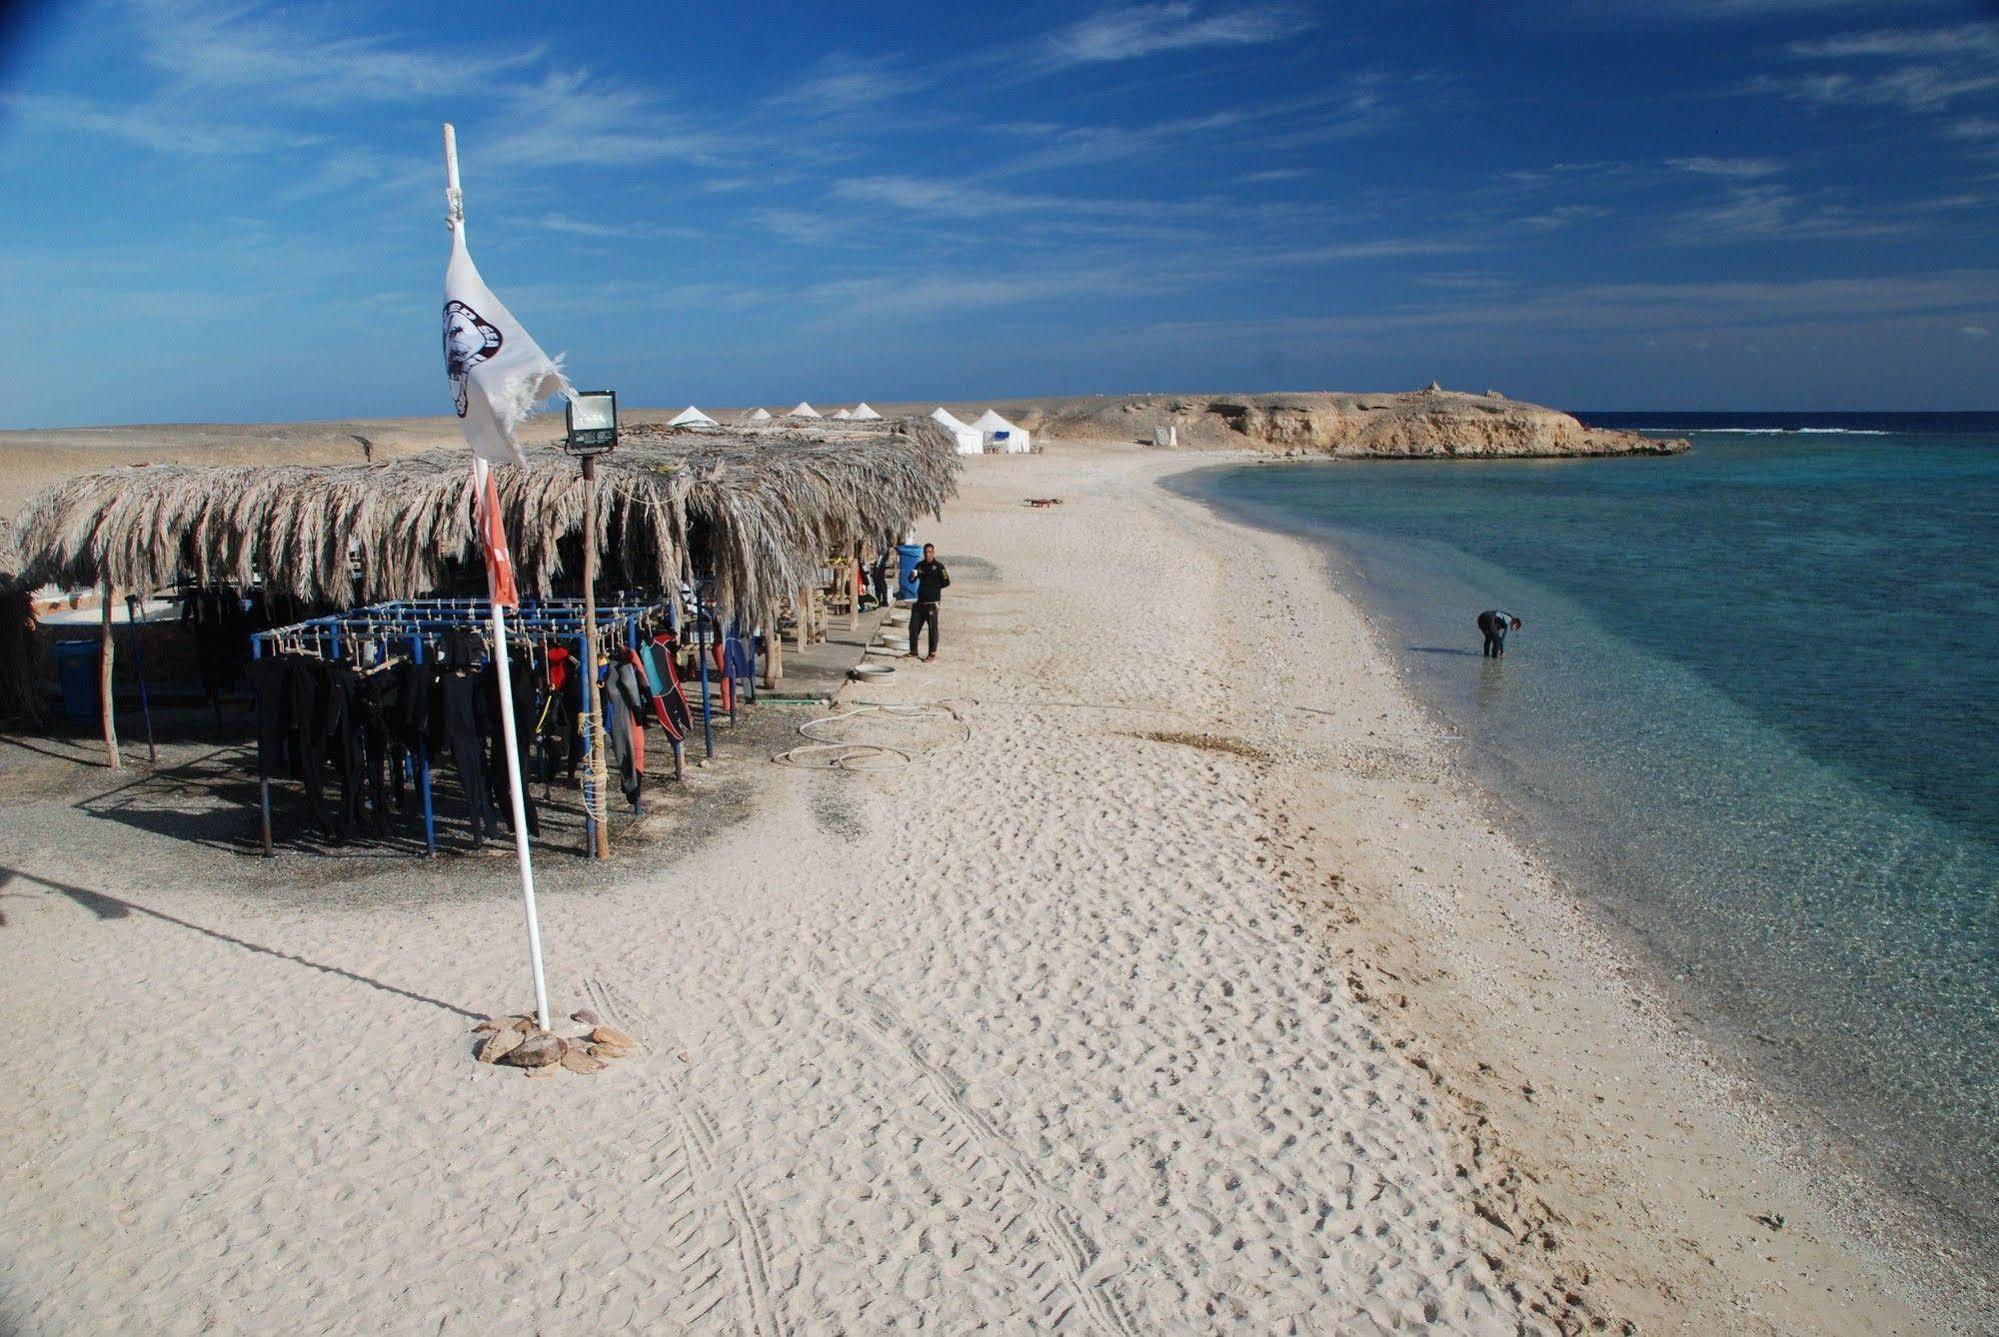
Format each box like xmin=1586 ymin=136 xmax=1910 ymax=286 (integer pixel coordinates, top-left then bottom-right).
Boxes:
xmin=1179 ymin=418 xmax=1999 ymax=1243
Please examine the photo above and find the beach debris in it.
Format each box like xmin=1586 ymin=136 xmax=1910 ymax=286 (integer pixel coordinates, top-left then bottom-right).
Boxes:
xmin=499 ymin=1033 xmax=567 ymax=1068
xmin=590 ymin=1024 xmax=635 ymax=1050
xmin=1752 ymin=1212 xmax=1786 ymax=1232
xmin=561 ymin=1048 xmax=608 ymax=1075
xmin=471 ymin=1013 xmax=639 ymax=1078
xmin=477 ymin=1027 xmax=526 ymax=1065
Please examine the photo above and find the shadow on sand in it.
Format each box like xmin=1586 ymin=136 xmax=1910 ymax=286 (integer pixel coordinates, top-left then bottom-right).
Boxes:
xmin=0 ymin=865 xmax=482 ymax=1020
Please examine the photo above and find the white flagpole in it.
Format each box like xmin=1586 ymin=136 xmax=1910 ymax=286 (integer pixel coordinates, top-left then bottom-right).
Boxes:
xmin=446 ymin=123 xmax=552 ymax=1033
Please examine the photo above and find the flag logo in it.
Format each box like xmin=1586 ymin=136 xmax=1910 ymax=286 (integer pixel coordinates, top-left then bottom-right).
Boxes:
xmin=443 ymin=299 xmax=504 ymax=418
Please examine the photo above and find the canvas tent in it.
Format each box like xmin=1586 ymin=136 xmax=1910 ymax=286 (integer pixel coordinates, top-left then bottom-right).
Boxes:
xmin=930 ymin=407 xmax=983 ymax=455
xmin=850 ymin=403 xmax=882 ymax=420
xmin=970 ymin=409 xmax=1031 ymax=454
xmin=669 ymin=405 xmax=718 ymax=427
xmin=745 ymin=408 xmax=773 ymax=422
xmin=787 ymin=401 xmax=821 ymax=419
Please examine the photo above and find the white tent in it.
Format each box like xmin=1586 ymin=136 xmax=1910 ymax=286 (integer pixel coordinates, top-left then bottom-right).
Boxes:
xmin=745 ymin=408 xmax=773 ymax=422
xmin=850 ymin=402 xmax=882 ymax=420
xmin=787 ymin=401 xmax=821 ymax=418
xmin=830 ymin=408 xmax=852 ymax=419
xmin=970 ymin=408 xmax=1031 ymax=454
xmin=668 ymin=405 xmax=718 ymax=427
xmin=930 ymin=407 xmax=983 ymax=455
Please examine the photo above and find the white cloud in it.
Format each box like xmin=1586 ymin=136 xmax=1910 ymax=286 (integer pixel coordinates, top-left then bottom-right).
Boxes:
xmin=1044 ymin=3 xmax=1312 ymax=66
xmin=1777 ymin=22 xmax=1999 ymax=112
xmin=1668 ymin=156 xmax=1783 ymax=178
xmin=1518 ymin=203 xmax=1611 ymax=230
xmin=1671 ymin=184 xmax=1909 ymax=241
xmin=490 ymin=71 xmax=733 ymax=169
xmin=1788 ymin=23 xmax=1999 ymax=60
xmin=0 ymin=90 xmax=317 ymax=156
xmin=131 ymin=0 xmax=540 ymax=106
xmin=1239 ymin=167 xmax=1310 ymax=182
xmin=773 ymin=54 xmax=922 ymax=112
xmin=1964 ymin=324 xmax=1992 ymax=337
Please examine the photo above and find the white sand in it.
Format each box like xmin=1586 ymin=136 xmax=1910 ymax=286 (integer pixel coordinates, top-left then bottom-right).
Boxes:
xmin=0 ymin=443 xmax=1946 ymax=1333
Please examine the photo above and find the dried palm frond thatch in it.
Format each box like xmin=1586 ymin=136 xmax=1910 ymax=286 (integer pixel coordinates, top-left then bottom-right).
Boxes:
xmin=0 ymin=516 xmax=40 ymax=723
xmin=14 ymin=417 xmax=960 ymax=621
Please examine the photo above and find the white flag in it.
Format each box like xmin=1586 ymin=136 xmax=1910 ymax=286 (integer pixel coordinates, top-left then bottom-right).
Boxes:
xmin=442 ymin=225 xmax=569 ymax=467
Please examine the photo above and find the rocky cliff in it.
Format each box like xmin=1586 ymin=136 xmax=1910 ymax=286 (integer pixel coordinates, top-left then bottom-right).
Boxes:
xmin=1008 ymin=389 xmax=1686 ymax=458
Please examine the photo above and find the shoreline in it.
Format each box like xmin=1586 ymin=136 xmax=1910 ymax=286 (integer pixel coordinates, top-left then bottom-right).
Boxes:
xmin=1150 ymin=449 xmax=1987 ymax=1330
xmin=0 ymin=438 xmax=1979 ymax=1332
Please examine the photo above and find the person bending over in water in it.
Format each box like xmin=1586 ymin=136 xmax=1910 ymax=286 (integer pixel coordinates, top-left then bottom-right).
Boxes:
xmin=908 ymin=544 xmax=950 ymax=662
xmin=1477 ymin=609 xmax=1522 ymax=659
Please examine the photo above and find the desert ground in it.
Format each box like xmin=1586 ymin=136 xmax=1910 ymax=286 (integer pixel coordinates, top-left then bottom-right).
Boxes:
xmin=0 ymin=439 xmax=1954 ymax=1333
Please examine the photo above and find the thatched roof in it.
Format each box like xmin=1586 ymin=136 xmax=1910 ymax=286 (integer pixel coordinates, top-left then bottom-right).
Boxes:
xmin=0 ymin=517 xmax=22 ymax=592
xmin=16 ymin=417 xmax=959 ymax=618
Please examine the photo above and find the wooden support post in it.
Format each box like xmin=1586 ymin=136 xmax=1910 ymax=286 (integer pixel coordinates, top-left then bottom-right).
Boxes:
xmin=794 ymin=590 xmax=808 ymax=654
xmin=765 ymin=609 xmax=783 ymax=688
xmin=99 ymin=579 xmax=121 ymax=770
xmin=849 ymin=543 xmax=861 ymax=632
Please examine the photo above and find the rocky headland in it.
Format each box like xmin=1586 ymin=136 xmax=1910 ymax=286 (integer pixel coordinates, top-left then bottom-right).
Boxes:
xmin=1003 ymin=387 xmax=1688 ymax=458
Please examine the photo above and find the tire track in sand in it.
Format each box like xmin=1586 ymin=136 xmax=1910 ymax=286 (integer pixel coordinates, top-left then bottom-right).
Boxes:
xmin=838 ymin=985 xmax=1144 ymax=1337
xmin=586 ymin=978 xmax=780 ymax=1337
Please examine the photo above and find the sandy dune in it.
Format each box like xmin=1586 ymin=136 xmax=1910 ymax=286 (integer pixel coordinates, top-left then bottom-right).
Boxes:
xmin=0 ymin=443 xmax=1948 ymax=1334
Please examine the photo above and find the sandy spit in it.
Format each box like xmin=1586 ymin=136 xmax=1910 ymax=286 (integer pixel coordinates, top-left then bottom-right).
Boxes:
xmin=0 ymin=442 xmax=1958 ymax=1333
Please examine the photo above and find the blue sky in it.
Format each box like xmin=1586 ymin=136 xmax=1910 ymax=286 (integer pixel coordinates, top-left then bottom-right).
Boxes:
xmin=1 ymin=0 xmax=1995 ymax=425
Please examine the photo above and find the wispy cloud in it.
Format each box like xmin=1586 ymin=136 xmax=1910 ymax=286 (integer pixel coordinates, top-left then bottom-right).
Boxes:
xmin=1240 ymin=167 xmax=1310 ymax=182
xmin=1787 ymin=23 xmax=1999 ymax=60
xmin=1670 ymin=184 xmax=1908 ymax=241
xmin=532 ymin=213 xmax=697 ymax=241
xmin=132 ymin=0 xmax=541 ymax=106
xmin=1603 ymin=0 xmax=1955 ymax=21
xmin=1774 ymin=21 xmax=1999 ymax=111
xmin=1964 ymin=324 xmax=1992 ymax=337
xmin=490 ymin=71 xmax=734 ymax=169
xmin=1668 ymin=155 xmax=1782 ymax=178
xmin=1518 ymin=203 xmax=1611 ymax=230
xmin=773 ymin=53 xmax=923 ymax=112
xmin=0 ymin=90 xmax=316 ymax=156
xmin=1043 ymin=3 xmax=1312 ymax=66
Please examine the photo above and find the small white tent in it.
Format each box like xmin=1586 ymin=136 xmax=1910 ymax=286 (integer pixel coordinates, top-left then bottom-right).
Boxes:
xmin=970 ymin=408 xmax=1031 ymax=454
xmin=930 ymin=407 xmax=983 ymax=455
xmin=745 ymin=408 xmax=773 ymax=422
xmin=668 ymin=405 xmax=718 ymax=427
xmin=787 ymin=401 xmax=821 ymax=418
xmin=830 ymin=408 xmax=852 ymax=419
xmin=850 ymin=402 xmax=882 ymax=420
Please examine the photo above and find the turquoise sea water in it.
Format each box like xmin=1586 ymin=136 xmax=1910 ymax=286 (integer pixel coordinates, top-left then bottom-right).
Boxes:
xmin=1178 ymin=416 xmax=1999 ymax=1247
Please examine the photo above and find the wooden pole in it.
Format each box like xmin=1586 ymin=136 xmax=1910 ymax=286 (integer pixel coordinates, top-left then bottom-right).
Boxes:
xmin=849 ymin=543 xmax=860 ymax=631
xmin=764 ymin=607 xmax=783 ymax=688
xmin=581 ymin=453 xmax=610 ymax=859
xmin=99 ymin=580 xmax=121 ymax=770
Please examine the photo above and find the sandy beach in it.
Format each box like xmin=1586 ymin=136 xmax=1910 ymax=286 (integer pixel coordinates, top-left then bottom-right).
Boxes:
xmin=0 ymin=441 xmax=1960 ymax=1333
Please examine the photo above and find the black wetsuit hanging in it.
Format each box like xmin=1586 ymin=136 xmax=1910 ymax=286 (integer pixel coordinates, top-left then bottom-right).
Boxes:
xmin=435 ymin=666 xmax=497 ymax=848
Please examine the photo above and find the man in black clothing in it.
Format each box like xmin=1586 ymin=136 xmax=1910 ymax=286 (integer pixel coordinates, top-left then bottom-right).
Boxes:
xmin=1477 ymin=609 xmax=1522 ymax=659
xmin=907 ymin=543 xmax=949 ymax=662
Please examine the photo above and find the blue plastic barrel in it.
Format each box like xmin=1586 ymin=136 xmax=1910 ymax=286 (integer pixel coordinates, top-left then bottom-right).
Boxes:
xmin=896 ymin=543 xmax=924 ymax=600
xmin=54 ymin=640 xmax=99 ymax=720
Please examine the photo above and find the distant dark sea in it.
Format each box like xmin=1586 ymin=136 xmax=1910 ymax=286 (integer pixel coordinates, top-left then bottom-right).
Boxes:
xmin=1176 ymin=410 xmax=1999 ymax=1251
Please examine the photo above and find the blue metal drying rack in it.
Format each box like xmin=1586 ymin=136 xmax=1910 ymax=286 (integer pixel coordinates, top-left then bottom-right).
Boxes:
xmin=250 ymin=597 xmax=661 ymax=859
